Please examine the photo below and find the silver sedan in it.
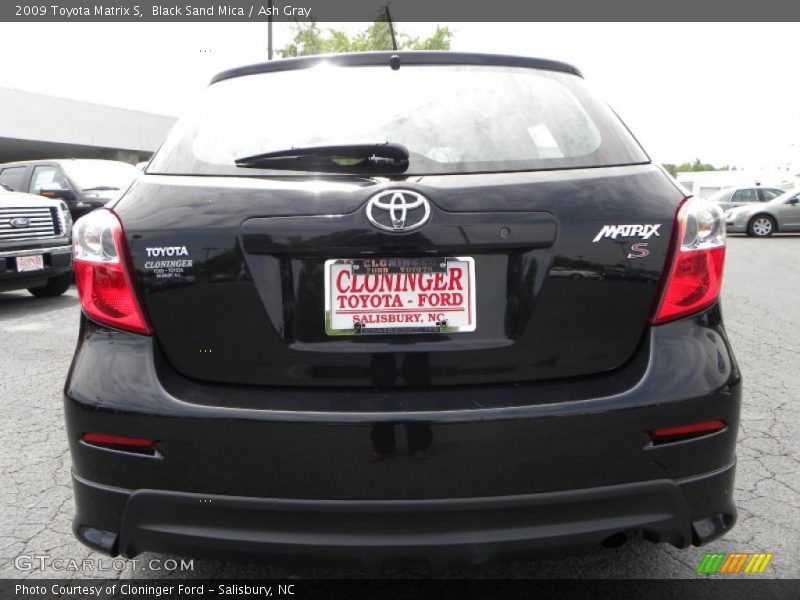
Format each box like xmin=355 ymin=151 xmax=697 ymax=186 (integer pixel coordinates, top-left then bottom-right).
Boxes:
xmin=710 ymin=186 xmax=784 ymax=211
xmin=725 ymin=189 xmax=800 ymax=236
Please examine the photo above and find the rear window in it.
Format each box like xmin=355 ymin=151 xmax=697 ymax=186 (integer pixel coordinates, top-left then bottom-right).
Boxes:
xmin=149 ymin=64 xmax=648 ymax=177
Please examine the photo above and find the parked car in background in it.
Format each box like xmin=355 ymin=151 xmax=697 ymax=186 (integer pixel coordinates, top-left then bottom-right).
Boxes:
xmin=0 ymin=159 xmax=140 ymax=221
xmin=708 ymin=186 xmax=784 ymax=211
xmin=65 ymin=52 xmax=739 ymax=574
xmin=725 ymin=189 xmax=800 ymax=236
xmin=0 ymin=187 xmax=72 ymax=296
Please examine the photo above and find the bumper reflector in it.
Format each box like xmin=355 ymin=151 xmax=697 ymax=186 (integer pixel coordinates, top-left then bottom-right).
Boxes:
xmin=81 ymin=432 xmax=155 ymax=451
xmin=651 ymin=420 xmax=726 ymax=443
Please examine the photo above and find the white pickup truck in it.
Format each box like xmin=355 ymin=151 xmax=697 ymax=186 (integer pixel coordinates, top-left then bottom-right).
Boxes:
xmin=0 ymin=185 xmax=73 ymax=296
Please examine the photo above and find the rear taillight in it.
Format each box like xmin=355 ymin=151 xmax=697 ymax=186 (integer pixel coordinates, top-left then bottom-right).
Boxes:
xmin=650 ymin=197 xmax=726 ymax=324
xmin=72 ymin=209 xmax=152 ymax=335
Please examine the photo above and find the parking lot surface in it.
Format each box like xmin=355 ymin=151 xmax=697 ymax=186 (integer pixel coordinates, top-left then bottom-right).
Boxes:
xmin=1 ymin=235 xmax=798 ymax=579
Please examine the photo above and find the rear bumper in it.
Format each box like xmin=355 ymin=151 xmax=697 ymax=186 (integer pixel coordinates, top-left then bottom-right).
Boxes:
xmin=65 ymin=304 xmax=741 ymax=568
xmin=73 ymin=462 xmax=736 ymax=574
xmin=0 ymin=244 xmax=72 ymax=292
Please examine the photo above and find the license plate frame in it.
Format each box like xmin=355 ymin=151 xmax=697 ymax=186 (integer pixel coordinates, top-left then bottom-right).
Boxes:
xmin=16 ymin=255 xmax=44 ymax=272
xmin=324 ymin=256 xmax=476 ymax=336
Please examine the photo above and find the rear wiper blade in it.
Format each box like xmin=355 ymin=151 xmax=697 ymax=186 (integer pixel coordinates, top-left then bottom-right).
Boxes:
xmin=82 ymin=186 xmax=120 ymax=191
xmin=234 ymin=142 xmax=410 ymax=173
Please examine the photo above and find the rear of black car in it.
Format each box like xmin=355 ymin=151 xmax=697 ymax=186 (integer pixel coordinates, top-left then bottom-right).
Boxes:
xmin=64 ymin=52 xmax=739 ymax=574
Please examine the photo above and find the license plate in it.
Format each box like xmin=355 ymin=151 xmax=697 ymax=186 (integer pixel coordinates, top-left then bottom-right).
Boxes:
xmin=16 ymin=255 xmax=44 ymax=272
xmin=325 ymin=257 xmax=476 ymax=335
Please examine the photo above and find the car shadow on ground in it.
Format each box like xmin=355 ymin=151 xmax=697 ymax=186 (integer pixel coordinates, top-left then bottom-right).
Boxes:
xmin=0 ymin=287 xmax=79 ymax=319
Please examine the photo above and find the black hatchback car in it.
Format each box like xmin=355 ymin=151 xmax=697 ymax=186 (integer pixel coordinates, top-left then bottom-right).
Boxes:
xmin=65 ymin=52 xmax=739 ymax=574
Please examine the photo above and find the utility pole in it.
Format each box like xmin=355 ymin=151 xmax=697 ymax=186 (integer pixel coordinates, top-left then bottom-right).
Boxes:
xmin=384 ymin=5 xmax=398 ymax=51
xmin=267 ymin=0 xmax=273 ymax=59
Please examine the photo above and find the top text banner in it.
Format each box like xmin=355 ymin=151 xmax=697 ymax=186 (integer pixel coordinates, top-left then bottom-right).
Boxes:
xmin=3 ymin=0 xmax=800 ymax=22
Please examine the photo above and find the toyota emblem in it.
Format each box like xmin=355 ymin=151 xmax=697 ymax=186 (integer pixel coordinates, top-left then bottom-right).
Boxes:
xmin=366 ymin=190 xmax=431 ymax=232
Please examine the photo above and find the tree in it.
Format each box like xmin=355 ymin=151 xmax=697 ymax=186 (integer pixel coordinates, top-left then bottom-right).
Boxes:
xmin=279 ymin=19 xmax=453 ymax=57
xmin=662 ymin=159 xmax=736 ymax=177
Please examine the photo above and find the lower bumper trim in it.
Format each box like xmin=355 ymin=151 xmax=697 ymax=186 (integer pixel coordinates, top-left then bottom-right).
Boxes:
xmin=72 ymin=464 xmax=736 ymax=574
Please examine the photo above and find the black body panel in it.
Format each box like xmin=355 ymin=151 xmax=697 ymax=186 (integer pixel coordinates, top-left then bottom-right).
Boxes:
xmin=65 ymin=304 xmax=739 ymax=569
xmin=65 ymin=304 xmax=739 ymax=501
xmin=116 ymin=164 xmax=683 ymax=388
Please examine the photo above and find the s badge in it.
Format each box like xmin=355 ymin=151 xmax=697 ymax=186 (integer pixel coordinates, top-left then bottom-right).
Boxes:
xmin=627 ymin=243 xmax=650 ymax=259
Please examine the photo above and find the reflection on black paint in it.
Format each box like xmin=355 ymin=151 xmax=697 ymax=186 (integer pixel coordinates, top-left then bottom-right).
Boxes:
xmin=369 ymin=422 xmax=434 ymax=462
xmin=368 ymin=353 xmax=434 ymax=461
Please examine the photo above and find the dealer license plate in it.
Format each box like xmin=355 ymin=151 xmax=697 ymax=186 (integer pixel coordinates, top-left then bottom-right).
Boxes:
xmin=325 ymin=257 xmax=476 ymax=335
xmin=16 ymin=255 xmax=44 ymax=272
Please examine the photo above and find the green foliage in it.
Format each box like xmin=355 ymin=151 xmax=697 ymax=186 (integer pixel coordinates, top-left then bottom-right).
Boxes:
xmin=279 ymin=20 xmax=453 ymax=57
xmin=662 ymin=163 xmax=679 ymax=178
xmin=662 ymin=159 xmax=737 ymax=178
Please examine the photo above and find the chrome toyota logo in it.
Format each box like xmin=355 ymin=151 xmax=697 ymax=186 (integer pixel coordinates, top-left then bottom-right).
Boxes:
xmin=9 ymin=217 xmax=30 ymax=228
xmin=366 ymin=190 xmax=431 ymax=232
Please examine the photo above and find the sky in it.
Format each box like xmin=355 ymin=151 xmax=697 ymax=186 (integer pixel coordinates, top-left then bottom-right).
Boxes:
xmin=0 ymin=22 xmax=798 ymax=169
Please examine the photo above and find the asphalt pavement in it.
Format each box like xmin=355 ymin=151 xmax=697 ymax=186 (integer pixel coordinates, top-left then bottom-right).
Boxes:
xmin=0 ymin=234 xmax=798 ymax=579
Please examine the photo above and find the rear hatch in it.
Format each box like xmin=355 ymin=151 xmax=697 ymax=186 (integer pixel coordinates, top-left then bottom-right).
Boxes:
xmin=117 ymin=53 xmax=683 ymax=388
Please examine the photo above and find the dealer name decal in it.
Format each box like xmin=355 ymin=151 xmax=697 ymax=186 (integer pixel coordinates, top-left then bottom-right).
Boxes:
xmin=144 ymin=246 xmax=193 ymax=279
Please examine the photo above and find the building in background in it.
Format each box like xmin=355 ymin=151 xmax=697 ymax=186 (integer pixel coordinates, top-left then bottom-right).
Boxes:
xmin=677 ymin=161 xmax=800 ymax=199
xmin=0 ymin=87 xmax=175 ymax=164
xmin=676 ymin=170 xmax=744 ymax=199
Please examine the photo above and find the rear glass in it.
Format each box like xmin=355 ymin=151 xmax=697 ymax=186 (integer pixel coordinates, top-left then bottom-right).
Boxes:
xmin=149 ymin=64 xmax=649 ymax=176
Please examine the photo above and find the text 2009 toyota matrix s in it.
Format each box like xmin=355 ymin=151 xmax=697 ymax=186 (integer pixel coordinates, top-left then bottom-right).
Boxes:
xmin=65 ymin=52 xmax=739 ymax=575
